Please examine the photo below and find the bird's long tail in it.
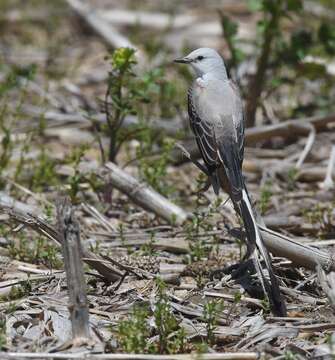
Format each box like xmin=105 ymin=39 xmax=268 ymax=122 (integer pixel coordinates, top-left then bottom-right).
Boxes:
xmin=239 ymin=187 xmax=287 ymax=316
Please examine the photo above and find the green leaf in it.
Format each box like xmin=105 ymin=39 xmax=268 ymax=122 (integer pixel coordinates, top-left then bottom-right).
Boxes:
xmin=248 ymin=0 xmax=263 ymax=12
xmin=299 ymin=62 xmax=327 ymax=80
xmin=109 ymin=47 xmax=137 ymax=72
xmin=286 ymin=0 xmax=303 ymax=11
xmin=318 ymin=23 xmax=335 ymax=55
xmin=221 ymin=14 xmax=238 ymax=38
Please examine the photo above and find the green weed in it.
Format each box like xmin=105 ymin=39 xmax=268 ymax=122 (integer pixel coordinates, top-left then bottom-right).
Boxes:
xmin=140 ymin=231 xmax=157 ymax=256
xmin=154 ymin=278 xmax=185 ymax=354
xmin=137 ymin=137 xmax=175 ymax=196
xmin=259 ymin=180 xmax=273 ymax=214
xmin=116 ymin=278 xmax=186 ymax=354
xmin=118 ymin=305 xmax=152 ymax=353
xmin=0 ymin=315 xmax=6 ymax=350
xmin=304 ymin=204 xmax=335 ymax=239
xmin=1 ymin=280 xmax=31 ymax=302
xmin=185 ymin=198 xmax=222 ymax=263
xmin=9 ymin=233 xmax=62 ymax=269
xmin=65 ymin=144 xmax=89 ymax=202
xmin=203 ymin=300 xmax=224 ymax=346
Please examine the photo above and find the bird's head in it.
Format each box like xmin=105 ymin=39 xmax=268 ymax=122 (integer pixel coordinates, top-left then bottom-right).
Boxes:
xmin=174 ymin=48 xmax=227 ymax=78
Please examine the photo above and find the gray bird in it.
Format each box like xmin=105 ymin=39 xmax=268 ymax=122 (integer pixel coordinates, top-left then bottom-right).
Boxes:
xmin=175 ymin=48 xmax=286 ymax=316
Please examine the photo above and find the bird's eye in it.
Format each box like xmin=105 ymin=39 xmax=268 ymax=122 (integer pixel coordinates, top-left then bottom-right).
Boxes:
xmin=197 ymin=55 xmax=204 ymax=61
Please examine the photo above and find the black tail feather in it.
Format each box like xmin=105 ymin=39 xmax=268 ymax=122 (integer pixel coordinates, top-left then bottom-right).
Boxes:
xmin=240 ymin=188 xmax=287 ymax=317
xmin=210 ymin=172 xmax=220 ymax=195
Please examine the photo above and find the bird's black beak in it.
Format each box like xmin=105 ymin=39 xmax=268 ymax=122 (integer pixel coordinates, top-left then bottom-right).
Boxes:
xmin=174 ymin=57 xmax=192 ymax=64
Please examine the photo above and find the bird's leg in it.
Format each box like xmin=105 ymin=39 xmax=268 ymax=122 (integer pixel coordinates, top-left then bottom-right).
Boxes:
xmin=175 ymin=143 xmax=209 ymax=175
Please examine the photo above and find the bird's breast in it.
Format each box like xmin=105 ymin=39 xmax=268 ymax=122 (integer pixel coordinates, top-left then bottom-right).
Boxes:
xmin=193 ymin=80 xmax=234 ymax=120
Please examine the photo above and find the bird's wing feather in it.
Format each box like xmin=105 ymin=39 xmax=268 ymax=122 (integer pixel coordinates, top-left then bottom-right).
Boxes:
xmin=187 ymin=86 xmax=218 ymax=169
xmin=229 ymin=81 xmax=245 ymax=163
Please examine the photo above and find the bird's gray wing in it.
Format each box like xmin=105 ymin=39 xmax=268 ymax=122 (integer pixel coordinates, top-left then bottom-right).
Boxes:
xmin=214 ymin=116 xmax=243 ymax=202
xmin=229 ymin=80 xmax=245 ymax=164
xmin=188 ymin=86 xmax=221 ymax=194
xmin=187 ymin=87 xmax=218 ymax=170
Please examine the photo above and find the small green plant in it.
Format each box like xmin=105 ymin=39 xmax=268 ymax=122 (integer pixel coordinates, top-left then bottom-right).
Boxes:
xmin=4 ymin=302 xmax=17 ymax=315
xmin=203 ymin=300 xmax=224 ymax=346
xmin=140 ymin=231 xmax=157 ymax=256
xmin=118 ymin=305 xmax=152 ymax=353
xmin=261 ymin=297 xmax=271 ymax=315
xmin=188 ymin=237 xmax=211 ymax=264
xmin=1 ymin=280 xmax=31 ymax=302
xmin=0 ymin=315 xmax=6 ymax=350
xmin=0 ymin=64 xmax=37 ymax=188
xmin=259 ymin=180 xmax=273 ymax=214
xmin=154 ymin=278 xmax=186 ymax=354
xmin=117 ymin=279 xmax=186 ymax=354
xmin=65 ymin=144 xmax=89 ymax=202
xmin=287 ymin=167 xmax=298 ymax=191
xmin=304 ymin=204 xmax=335 ymax=239
xmin=195 ymin=342 xmax=208 ymax=355
xmin=226 ymin=291 xmax=242 ymax=322
xmin=89 ymin=239 xmax=101 ymax=255
xmin=185 ymin=198 xmax=222 ymax=263
xmin=284 ymin=350 xmax=298 ymax=360
xmin=9 ymin=233 xmax=62 ymax=269
xmin=117 ymin=223 xmax=126 ymax=246
xmin=104 ymin=47 xmax=138 ymax=163
xmin=29 ymin=149 xmax=58 ymax=191
xmin=137 ymin=137 xmax=175 ymax=196
xmin=0 ymin=105 xmax=14 ymax=186
xmin=104 ymin=47 xmax=167 ymax=164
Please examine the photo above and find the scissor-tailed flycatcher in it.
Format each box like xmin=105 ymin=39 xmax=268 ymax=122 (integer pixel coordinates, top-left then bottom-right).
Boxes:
xmin=175 ymin=48 xmax=286 ymax=316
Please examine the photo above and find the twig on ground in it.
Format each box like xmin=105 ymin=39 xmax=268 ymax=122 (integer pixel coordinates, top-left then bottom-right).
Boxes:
xmin=319 ymin=145 xmax=335 ymax=190
xmin=99 ymin=9 xmax=196 ymax=29
xmin=65 ymin=0 xmax=145 ymax=64
xmin=317 ymin=265 xmax=335 ymax=309
xmin=100 ymin=162 xmax=190 ymax=225
xmin=259 ymin=225 xmax=334 ymax=271
xmin=295 ymin=123 xmax=316 ymax=169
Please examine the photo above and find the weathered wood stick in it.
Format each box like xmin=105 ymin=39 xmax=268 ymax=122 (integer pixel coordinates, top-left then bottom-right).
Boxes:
xmin=66 ymin=0 xmax=137 ymax=50
xmin=320 ymin=145 xmax=335 ymax=190
xmin=100 ymin=162 xmax=190 ymax=225
xmin=100 ymin=9 xmax=197 ymax=30
xmin=260 ymin=226 xmax=333 ymax=271
xmin=245 ymin=112 xmax=335 ymax=145
xmin=317 ymin=265 xmax=335 ymax=308
xmin=295 ymin=123 xmax=316 ymax=169
xmin=65 ymin=0 xmax=146 ymax=65
xmin=0 ymin=351 xmax=261 ymax=359
xmin=56 ymin=198 xmax=90 ymax=343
